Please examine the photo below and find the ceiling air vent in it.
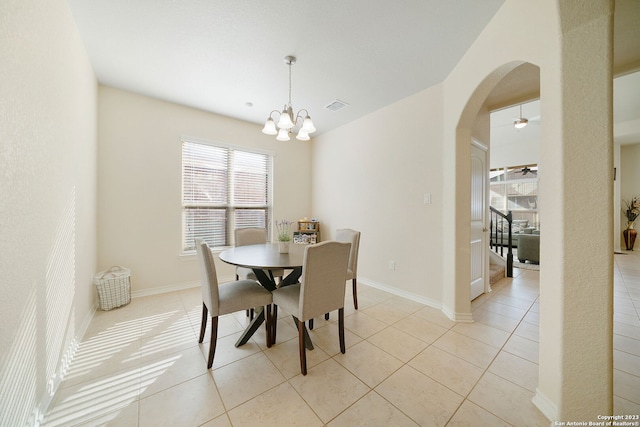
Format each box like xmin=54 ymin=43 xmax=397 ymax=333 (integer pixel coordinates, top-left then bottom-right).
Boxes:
xmin=324 ymin=99 xmax=349 ymax=112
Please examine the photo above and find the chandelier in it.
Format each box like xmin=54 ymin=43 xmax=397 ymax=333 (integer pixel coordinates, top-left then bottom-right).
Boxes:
xmin=261 ymin=55 xmax=316 ymax=141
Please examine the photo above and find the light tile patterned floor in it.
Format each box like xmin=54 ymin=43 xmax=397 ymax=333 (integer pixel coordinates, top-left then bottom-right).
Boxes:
xmin=44 ymin=252 xmax=640 ymax=426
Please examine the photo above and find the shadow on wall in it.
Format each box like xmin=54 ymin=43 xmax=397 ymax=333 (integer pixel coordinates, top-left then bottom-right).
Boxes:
xmin=0 ymin=189 xmax=78 ymax=425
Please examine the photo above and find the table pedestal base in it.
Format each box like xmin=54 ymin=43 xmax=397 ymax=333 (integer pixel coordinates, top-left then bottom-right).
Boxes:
xmin=235 ymin=267 xmax=313 ymax=350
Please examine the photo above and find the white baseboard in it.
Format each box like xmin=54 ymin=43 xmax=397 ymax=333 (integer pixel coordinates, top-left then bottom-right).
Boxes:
xmin=532 ymin=388 xmax=557 ymax=423
xmin=359 ymin=277 xmax=475 ymax=323
xmin=131 ymin=281 xmax=200 ymax=298
xmin=358 ymin=277 xmax=442 ymax=310
xmin=39 ymin=300 xmax=98 ymax=426
xmin=441 ymin=305 xmax=474 ymax=322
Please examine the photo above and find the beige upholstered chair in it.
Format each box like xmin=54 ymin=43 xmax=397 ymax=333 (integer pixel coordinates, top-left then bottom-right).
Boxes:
xmin=309 ymin=228 xmax=361 ymax=330
xmin=336 ymin=228 xmax=361 ymax=309
xmin=235 ymin=227 xmax=285 ymax=281
xmin=195 ymin=238 xmax=273 ymax=369
xmin=271 ymin=241 xmax=351 ymax=375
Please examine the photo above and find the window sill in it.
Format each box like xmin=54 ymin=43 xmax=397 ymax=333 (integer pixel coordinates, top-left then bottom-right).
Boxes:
xmin=179 ymin=246 xmax=231 ymax=259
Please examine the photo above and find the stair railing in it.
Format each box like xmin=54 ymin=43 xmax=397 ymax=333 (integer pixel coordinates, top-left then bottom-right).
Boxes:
xmin=489 ymin=207 xmax=513 ymax=277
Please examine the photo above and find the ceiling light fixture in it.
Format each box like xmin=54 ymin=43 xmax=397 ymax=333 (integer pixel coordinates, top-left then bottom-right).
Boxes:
xmin=514 ymin=104 xmax=528 ymax=129
xmin=262 ymin=55 xmax=316 ymax=141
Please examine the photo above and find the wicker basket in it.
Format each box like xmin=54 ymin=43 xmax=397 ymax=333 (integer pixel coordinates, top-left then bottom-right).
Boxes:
xmin=94 ymin=266 xmax=131 ymax=310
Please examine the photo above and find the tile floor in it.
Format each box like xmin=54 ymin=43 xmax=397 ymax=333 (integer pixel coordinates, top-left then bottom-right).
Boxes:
xmin=44 ymin=252 xmax=640 ymax=426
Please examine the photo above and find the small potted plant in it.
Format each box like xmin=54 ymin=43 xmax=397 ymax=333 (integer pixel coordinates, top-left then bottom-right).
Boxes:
xmin=275 ymin=219 xmax=293 ymax=253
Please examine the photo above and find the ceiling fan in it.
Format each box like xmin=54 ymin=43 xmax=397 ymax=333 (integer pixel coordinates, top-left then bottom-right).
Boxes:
xmin=513 ymin=104 xmax=541 ymax=129
xmin=492 ymin=103 xmax=541 ymax=129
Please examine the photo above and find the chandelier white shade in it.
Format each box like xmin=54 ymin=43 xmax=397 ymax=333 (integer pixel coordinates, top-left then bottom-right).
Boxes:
xmin=262 ymin=56 xmax=316 ymax=141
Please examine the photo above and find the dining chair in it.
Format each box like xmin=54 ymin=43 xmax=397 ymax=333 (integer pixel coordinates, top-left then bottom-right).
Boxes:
xmin=235 ymin=227 xmax=284 ymax=320
xmin=234 ymin=227 xmax=286 ymax=280
xmin=271 ymin=240 xmax=351 ymax=375
xmin=336 ymin=228 xmax=361 ymax=310
xmin=195 ymin=238 xmax=273 ymax=369
xmin=310 ymin=228 xmax=361 ymax=330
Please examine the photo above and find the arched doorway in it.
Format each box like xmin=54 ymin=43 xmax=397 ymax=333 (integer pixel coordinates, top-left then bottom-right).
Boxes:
xmin=441 ymin=60 xmax=536 ymax=321
xmin=441 ymin=1 xmax=614 ymax=419
xmin=475 ymin=64 xmax=541 ymax=300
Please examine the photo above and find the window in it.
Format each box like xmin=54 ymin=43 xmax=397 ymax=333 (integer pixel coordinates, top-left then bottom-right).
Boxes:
xmin=182 ymin=138 xmax=272 ymax=252
xmin=490 ymin=164 xmax=539 ymax=227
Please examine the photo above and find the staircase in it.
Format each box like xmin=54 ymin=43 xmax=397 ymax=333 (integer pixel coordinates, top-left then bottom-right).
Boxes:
xmin=489 ymin=262 xmax=505 ymax=285
xmin=486 ymin=207 xmax=518 ymax=285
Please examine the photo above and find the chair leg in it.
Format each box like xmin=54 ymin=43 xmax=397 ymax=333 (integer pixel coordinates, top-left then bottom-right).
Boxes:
xmin=207 ymin=316 xmax=219 ymax=369
xmin=241 ymin=271 xmax=250 ymax=319
xmin=298 ymin=319 xmax=307 ymax=375
xmin=352 ymin=278 xmax=358 ymax=310
xmin=309 ymin=318 xmax=314 ymax=330
xmin=271 ymin=305 xmax=278 ymax=344
xmin=265 ymin=305 xmax=272 ymax=348
xmin=324 ymin=313 xmax=330 ymax=320
xmin=338 ymin=308 xmax=345 ymax=354
xmin=240 ymin=273 xmax=256 ymax=317
xmin=199 ymin=302 xmax=208 ymax=343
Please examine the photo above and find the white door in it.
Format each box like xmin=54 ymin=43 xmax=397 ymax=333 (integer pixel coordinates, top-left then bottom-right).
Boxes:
xmin=470 ymin=142 xmax=488 ymax=300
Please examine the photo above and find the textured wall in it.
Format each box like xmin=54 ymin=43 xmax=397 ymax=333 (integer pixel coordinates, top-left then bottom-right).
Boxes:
xmin=443 ymin=0 xmax=614 ymax=421
xmin=0 ymin=0 xmax=97 ymax=424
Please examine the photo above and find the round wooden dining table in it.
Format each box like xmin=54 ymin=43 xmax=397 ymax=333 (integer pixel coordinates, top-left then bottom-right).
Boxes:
xmin=219 ymin=243 xmax=305 ymax=291
xmin=219 ymin=243 xmax=312 ymax=349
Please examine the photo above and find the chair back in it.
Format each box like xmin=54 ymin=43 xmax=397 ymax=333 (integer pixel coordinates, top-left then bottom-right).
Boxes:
xmin=335 ymin=228 xmax=361 ymax=276
xmin=235 ymin=227 xmax=267 ymax=247
xmin=299 ymin=241 xmax=351 ymax=321
xmin=195 ymin=238 xmax=220 ymax=314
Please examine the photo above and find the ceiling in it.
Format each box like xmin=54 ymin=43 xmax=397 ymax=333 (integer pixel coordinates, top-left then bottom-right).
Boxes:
xmin=490 ymin=99 xmax=541 ymax=151
xmin=66 ymin=0 xmax=504 ymax=135
xmin=67 ymin=0 xmax=640 ymax=137
xmin=491 ymin=70 xmax=640 ymax=151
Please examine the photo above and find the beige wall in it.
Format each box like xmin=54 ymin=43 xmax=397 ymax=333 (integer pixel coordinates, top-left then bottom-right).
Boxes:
xmin=0 ymin=0 xmax=97 ymax=424
xmin=97 ymin=87 xmax=313 ymax=294
xmin=312 ymin=84 xmax=445 ymax=305
xmin=621 ymin=143 xmax=640 ymax=204
xmin=621 ymin=142 xmax=640 ymax=233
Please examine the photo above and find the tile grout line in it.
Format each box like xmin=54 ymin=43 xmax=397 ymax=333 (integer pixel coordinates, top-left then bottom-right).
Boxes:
xmin=441 ymin=274 xmax=540 ymax=426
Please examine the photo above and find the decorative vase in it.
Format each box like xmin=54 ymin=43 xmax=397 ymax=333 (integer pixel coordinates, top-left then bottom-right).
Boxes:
xmin=623 ymin=222 xmax=637 ymax=251
xmin=278 ymin=241 xmax=290 ymax=254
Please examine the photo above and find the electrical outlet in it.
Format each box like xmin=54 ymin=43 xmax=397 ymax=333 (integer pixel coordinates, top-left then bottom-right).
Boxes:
xmin=388 ymin=260 xmax=396 ymax=270
xmin=424 ymin=193 xmax=431 ymax=204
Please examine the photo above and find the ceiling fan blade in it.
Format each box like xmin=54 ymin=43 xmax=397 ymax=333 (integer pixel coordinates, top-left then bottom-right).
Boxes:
xmin=494 ymin=122 xmax=515 ymax=128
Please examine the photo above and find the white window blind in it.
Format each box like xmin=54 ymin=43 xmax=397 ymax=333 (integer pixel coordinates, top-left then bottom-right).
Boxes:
xmin=182 ymin=139 xmax=271 ymax=251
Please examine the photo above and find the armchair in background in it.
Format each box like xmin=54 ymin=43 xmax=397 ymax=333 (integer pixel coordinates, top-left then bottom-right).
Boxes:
xmin=517 ymin=232 xmax=540 ymax=264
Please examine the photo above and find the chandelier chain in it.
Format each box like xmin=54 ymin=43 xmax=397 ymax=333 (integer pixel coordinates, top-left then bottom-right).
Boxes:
xmin=288 ymin=61 xmax=292 ymax=107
